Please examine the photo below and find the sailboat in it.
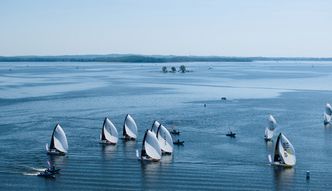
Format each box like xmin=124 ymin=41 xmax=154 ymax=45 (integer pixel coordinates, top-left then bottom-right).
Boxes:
xmin=136 ymin=129 xmax=161 ymax=161
xmin=150 ymin=120 xmax=160 ymax=134
xmin=264 ymin=114 xmax=277 ymax=141
xmin=268 ymin=133 xmax=296 ymax=167
xmin=324 ymin=103 xmax=332 ymax=125
xmin=123 ymin=114 xmax=138 ymax=140
xmin=100 ymin=117 xmax=118 ymax=145
xmin=45 ymin=124 xmax=68 ymax=156
xmin=156 ymin=124 xmax=173 ymax=154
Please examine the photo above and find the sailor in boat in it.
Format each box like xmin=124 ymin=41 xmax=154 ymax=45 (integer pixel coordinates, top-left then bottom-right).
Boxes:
xmin=173 ymin=139 xmax=184 ymax=145
xmin=46 ymin=165 xmax=61 ymax=174
xmin=37 ymin=171 xmax=55 ymax=179
xmin=226 ymin=129 xmax=236 ymax=138
xmin=170 ymin=127 xmax=180 ymax=135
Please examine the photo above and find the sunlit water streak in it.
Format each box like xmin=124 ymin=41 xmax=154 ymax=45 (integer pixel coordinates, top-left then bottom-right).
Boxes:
xmin=0 ymin=61 xmax=332 ymax=190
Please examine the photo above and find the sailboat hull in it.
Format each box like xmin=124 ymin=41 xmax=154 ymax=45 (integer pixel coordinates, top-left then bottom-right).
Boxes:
xmin=136 ymin=149 xmax=160 ymax=162
xmin=47 ymin=149 xmax=66 ymax=156
xmin=270 ymin=162 xmax=294 ymax=168
xmin=99 ymin=140 xmax=116 ymax=145
xmin=123 ymin=136 xmax=136 ymax=141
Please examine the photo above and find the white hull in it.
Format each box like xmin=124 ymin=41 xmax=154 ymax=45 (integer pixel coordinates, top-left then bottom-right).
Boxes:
xmin=136 ymin=150 xmax=160 ymax=162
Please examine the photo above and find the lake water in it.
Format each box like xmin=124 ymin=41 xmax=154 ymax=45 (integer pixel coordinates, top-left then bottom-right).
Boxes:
xmin=0 ymin=61 xmax=332 ymax=190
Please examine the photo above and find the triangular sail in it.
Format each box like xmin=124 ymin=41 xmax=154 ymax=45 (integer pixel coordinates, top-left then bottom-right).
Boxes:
xmin=324 ymin=103 xmax=332 ymax=124
xmin=326 ymin=103 xmax=332 ymax=115
xmin=151 ymin=120 xmax=160 ymax=134
xmin=123 ymin=114 xmax=138 ymax=139
xmin=101 ymin=117 xmax=118 ymax=144
xmin=50 ymin=124 xmax=68 ymax=153
xmin=142 ymin=130 xmax=161 ymax=160
xmin=264 ymin=127 xmax=273 ymax=140
xmin=273 ymin=133 xmax=296 ymax=166
xmin=156 ymin=124 xmax=173 ymax=153
xmin=268 ymin=115 xmax=277 ymax=130
xmin=324 ymin=113 xmax=331 ymax=123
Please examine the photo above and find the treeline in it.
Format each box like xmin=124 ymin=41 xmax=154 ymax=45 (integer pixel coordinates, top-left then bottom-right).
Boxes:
xmin=0 ymin=54 xmax=331 ymax=63
xmin=0 ymin=55 xmax=253 ymax=63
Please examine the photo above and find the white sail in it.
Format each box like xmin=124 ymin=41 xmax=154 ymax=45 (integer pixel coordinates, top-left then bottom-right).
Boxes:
xmin=156 ymin=125 xmax=173 ymax=153
xmin=264 ymin=127 xmax=274 ymax=140
xmin=324 ymin=103 xmax=332 ymax=124
xmin=268 ymin=115 xmax=277 ymax=130
xmin=51 ymin=124 xmax=68 ymax=153
xmin=324 ymin=113 xmax=331 ymax=124
xmin=151 ymin=120 xmax=160 ymax=134
xmin=144 ymin=130 xmax=162 ymax=160
xmin=326 ymin=103 xmax=332 ymax=115
xmin=272 ymin=133 xmax=296 ymax=167
xmin=123 ymin=114 xmax=138 ymax=139
xmin=101 ymin=118 xmax=118 ymax=144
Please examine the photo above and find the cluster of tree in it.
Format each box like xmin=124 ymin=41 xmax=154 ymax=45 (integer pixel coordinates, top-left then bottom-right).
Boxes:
xmin=0 ymin=55 xmax=254 ymax=63
xmin=1 ymin=54 xmax=331 ymax=63
xmin=162 ymin=65 xmax=188 ymax=73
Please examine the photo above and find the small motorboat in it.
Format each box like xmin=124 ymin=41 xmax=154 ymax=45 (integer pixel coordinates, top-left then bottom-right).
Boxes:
xmin=46 ymin=166 xmax=61 ymax=174
xmin=226 ymin=128 xmax=236 ymax=138
xmin=226 ymin=132 xmax=236 ymax=138
xmin=221 ymin=97 xmax=227 ymax=100
xmin=37 ymin=170 xmax=56 ymax=179
xmin=173 ymin=139 xmax=184 ymax=145
xmin=170 ymin=129 xmax=180 ymax=135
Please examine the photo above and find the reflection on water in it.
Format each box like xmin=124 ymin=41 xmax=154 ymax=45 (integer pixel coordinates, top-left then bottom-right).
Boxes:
xmin=160 ymin=154 xmax=173 ymax=164
xmin=47 ymin=155 xmax=68 ymax=167
xmin=101 ymin=144 xmax=117 ymax=160
xmin=1 ymin=61 xmax=332 ymax=190
xmin=140 ymin=161 xmax=162 ymax=189
xmin=272 ymin=167 xmax=295 ymax=190
xmin=324 ymin=125 xmax=332 ymax=145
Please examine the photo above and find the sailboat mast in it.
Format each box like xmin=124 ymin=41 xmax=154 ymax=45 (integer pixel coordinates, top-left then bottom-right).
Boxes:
xmin=123 ymin=114 xmax=128 ymax=137
xmin=49 ymin=124 xmax=58 ymax=149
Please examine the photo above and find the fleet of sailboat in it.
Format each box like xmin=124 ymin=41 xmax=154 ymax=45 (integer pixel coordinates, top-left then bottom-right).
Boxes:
xmin=45 ymin=124 xmax=68 ymax=156
xmin=100 ymin=117 xmax=118 ymax=145
xmin=42 ymin=104 xmax=332 ymax=169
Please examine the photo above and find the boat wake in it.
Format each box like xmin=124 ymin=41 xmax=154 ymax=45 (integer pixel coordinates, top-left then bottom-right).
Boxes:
xmin=22 ymin=172 xmax=40 ymax=176
xmin=22 ymin=166 xmax=46 ymax=176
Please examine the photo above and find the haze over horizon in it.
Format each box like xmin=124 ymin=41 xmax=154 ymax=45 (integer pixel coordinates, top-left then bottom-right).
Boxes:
xmin=1 ymin=0 xmax=331 ymax=57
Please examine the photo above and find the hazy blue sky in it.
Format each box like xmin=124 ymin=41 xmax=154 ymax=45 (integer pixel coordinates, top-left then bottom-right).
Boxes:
xmin=0 ymin=0 xmax=331 ymax=57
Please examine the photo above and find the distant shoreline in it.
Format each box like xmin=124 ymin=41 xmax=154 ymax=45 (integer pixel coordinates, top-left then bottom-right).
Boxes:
xmin=0 ymin=54 xmax=331 ymax=62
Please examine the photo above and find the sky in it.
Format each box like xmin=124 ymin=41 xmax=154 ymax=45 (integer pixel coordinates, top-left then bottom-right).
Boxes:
xmin=0 ymin=0 xmax=331 ymax=57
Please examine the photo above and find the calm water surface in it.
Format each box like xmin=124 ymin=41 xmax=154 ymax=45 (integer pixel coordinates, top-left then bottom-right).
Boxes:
xmin=0 ymin=61 xmax=332 ymax=190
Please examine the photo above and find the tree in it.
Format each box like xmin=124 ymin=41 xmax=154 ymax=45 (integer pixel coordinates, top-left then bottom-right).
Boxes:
xmin=162 ymin=66 xmax=168 ymax=73
xmin=171 ymin=66 xmax=176 ymax=73
xmin=179 ymin=65 xmax=186 ymax=73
